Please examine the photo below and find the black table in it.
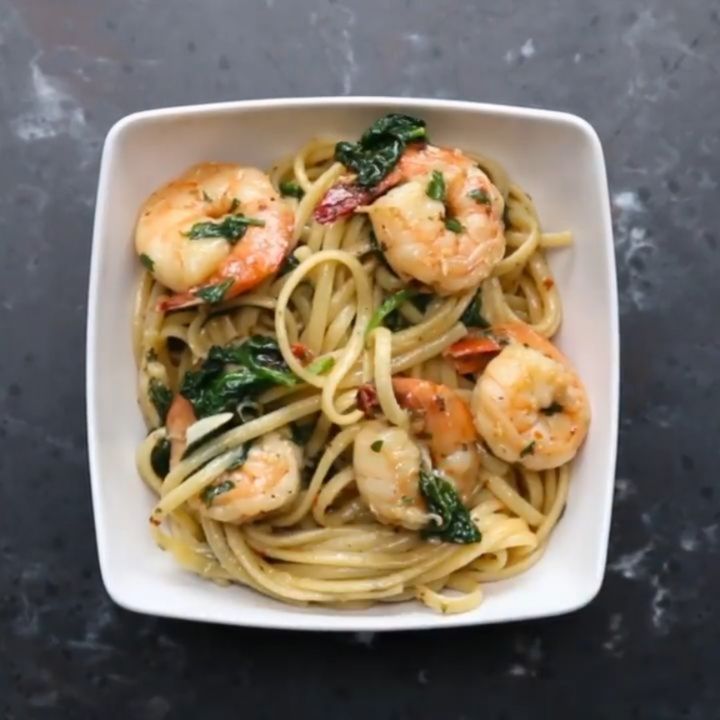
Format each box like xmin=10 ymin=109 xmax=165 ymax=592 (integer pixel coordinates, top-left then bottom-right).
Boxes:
xmin=2 ymin=1 xmax=718 ymax=717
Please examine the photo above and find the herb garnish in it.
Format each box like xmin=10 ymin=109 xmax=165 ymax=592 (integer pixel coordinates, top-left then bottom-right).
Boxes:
xmin=520 ymin=441 xmax=536 ymax=457
xmin=426 ymin=170 xmax=446 ymax=201
xmin=307 ymin=356 xmax=336 ymax=375
xmin=444 ymin=217 xmax=464 ymax=234
xmin=371 ymin=440 xmax=384 ymax=452
xmin=184 ymin=214 xmax=265 ymax=244
xmin=279 ymin=180 xmax=305 ymax=199
xmin=139 ymin=253 xmax=155 ymax=272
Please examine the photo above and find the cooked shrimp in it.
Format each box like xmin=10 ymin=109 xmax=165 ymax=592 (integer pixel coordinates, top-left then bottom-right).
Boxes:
xmin=362 ymin=145 xmax=505 ymax=294
xmin=471 ymin=323 xmax=591 ymax=470
xmin=353 ymin=421 xmax=428 ymax=530
xmin=191 ymin=433 xmax=302 ymax=524
xmin=165 ymin=394 xmax=301 ymax=524
xmin=353 ymin=378 xmax=481 ymax=530
xmin=135 ymin=163 xmax=293 ymax=310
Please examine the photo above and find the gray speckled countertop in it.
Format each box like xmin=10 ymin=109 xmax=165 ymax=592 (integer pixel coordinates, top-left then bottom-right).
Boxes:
xmin=1 ymin=1 xmax=719 ymax=718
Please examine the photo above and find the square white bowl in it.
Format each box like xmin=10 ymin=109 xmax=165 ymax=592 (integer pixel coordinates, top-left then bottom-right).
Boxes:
xmin=87 ymin=97 xmax=619 ymax=631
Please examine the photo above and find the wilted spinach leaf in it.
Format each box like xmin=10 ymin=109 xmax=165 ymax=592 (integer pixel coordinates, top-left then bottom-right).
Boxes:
xmin=460 ymin=291 xmax=490 ymax=329
xmin=419 ymin=468 xmax=481 ymax=544
xmin=334 ymin=113 xmax=427 ymax=188
xmin=148 ymin=379 xmax=173 ymax=424
xmin=180 ymin=336 xmax=297 ymax=417
xmin=184 ymin=214 xmax=265 ymax=244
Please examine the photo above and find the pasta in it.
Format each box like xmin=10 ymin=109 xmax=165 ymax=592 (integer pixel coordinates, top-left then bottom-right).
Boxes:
xmin=132 ymin=114 xmax=590 ymax=614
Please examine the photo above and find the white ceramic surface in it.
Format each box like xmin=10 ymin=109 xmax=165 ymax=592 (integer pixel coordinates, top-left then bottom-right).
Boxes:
xmin=87 ymin=97 xmax=619 ymax=631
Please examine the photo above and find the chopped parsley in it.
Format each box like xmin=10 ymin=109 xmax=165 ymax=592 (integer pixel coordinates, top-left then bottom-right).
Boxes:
xmin=520 ymin=441 xmax=536 ymax=457
xmin=370 ymin=440 xmax=384 ymax=452
xmin=139 ymin=253 xmax=155 ymax=272
xmin=468 ymin=188 xmax=491 ymax=205
xmin=426 ymin=170 xmax=446 ymax=202
xmin=279 ymin=180 xmax=305 ymax=199
xmin=444 ymin=217 xmax=463 ymax=234
xmin=307 ymin=356 xmax=336 ymax=375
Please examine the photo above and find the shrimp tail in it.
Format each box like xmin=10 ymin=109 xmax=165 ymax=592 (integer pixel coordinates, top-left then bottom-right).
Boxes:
xmin=158 ymin=292 xmax=201 ymax=312
xmin=444 ymin=335 xmax=502 ymax=375
xmin=314 ymin=170 xmax=403 ymax=225
xmin=314 ymin=183 xmax=377 ymax=224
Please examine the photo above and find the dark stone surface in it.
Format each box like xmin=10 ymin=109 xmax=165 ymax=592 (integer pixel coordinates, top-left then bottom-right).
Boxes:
xmin=1 ymin=0 xmax=718 ymax=717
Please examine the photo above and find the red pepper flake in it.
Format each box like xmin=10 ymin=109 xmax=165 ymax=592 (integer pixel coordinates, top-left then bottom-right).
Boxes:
xmin=543 ymin=278 xmax=555 ymax=289
xmin=357 ymin=384 xmax=379 ymax=417
xmin=291 ymin=343 xmax=314 ymax=364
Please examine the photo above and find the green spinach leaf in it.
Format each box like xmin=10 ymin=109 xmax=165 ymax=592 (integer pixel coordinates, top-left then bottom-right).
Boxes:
xmin=180 ymin=336 xmax=297 ymax=417
xmin=419 ymin=468 xmax=481 ymax=544
xmin=366 ymin=289 xmax=418 ymax=336
xmin=460 ymin=291 xmax=491 ymax=329
xmin=194 ymin=278 xmax=234 ymax=304
xmin=278 ymin=253 xmax=300 ymax=276
xmin=148 ymin=379 xmax=173 ymax=424
xmin=184 ymin=214 xmax=265 ymax=244
xmin=334 ymin=113 xmax=427 ymax=188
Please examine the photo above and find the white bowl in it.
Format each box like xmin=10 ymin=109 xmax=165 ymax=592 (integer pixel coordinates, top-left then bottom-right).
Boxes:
xmin=87 ymin=97 xmax=619 ymax=631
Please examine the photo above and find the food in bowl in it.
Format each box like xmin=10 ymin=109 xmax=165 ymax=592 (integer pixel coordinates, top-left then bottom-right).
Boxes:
xmin=132 ymin=113 xmax=590 ymax=614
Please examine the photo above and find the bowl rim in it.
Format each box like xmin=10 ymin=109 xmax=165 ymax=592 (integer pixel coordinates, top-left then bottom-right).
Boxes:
xmin=87 ymin=96 xmax=619 ymax=631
